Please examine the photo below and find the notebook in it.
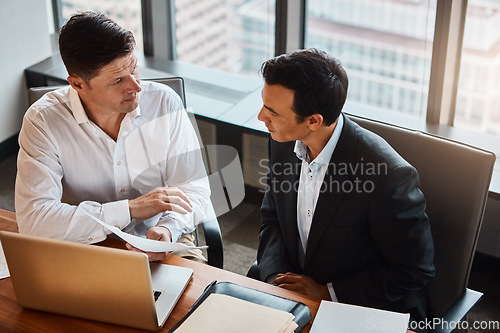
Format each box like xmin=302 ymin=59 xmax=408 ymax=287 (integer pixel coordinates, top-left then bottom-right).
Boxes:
xmin=0 ymin=231 xmax=193 ymax=331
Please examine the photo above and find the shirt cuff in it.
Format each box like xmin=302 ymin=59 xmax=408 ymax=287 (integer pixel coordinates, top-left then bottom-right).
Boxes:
xmin=327 ymin=282 xmax=339 ymax=302
xmin=102 ymin=199 xmax=131 ymax=230
xmin=266 ymin=273 xmax=279 ymax=284
xmin=156 ymin=218 xmax=182 ymax=243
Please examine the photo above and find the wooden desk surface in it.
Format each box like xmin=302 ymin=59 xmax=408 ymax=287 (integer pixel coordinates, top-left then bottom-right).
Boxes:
xmin=0 ymin=210 xmax=319 ymax=332
xmin=0 ymin=209 xmax=414 ymax=333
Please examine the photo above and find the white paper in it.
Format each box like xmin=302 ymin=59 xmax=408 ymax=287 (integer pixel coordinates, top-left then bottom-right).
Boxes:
xmin=310 ymin=300 xmax=409 ymax=333
xmin=0 ymin=240 xmax=10 ymax=279
xmin=84 ymin=212 xmax=207 ymax=253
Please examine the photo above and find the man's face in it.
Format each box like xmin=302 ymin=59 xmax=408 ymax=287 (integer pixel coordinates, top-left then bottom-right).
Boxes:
xmin=76 ymin=52 xmax=141 ymax=117
xmin=258 ymin=83 xmax=311 ymax=142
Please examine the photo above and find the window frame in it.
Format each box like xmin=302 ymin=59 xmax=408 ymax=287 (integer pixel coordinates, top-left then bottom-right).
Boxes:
xmin=143 ymin=0 xmax=478 ymax=130
xmin=48 ymin=0 xmax=476 ymax=127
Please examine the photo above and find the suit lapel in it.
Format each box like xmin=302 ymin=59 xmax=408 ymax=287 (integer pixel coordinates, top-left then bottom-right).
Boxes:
xmin=285 ymin=155 xmax=301 ymax=268
xmin=273 ymin=140 xmax=302 ymax=268
xmin=304 ymin=115 xmax=358 ymax=266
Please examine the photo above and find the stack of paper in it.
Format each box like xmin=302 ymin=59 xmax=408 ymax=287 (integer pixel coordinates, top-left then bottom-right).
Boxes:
xmin=310 ymin=301 xmax=409 ymax=333
xmin=174 ymin=293 xmax=298 ymax=333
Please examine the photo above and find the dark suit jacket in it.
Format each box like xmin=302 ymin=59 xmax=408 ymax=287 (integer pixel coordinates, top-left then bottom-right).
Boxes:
xmin=257 ymin=114 xmax=435 ymax=322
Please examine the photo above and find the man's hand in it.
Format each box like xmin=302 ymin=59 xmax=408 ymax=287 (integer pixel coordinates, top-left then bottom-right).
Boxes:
xmin=128 ymin=187 xmax=192 ymax=220
xmin=274 ymin=272 xmax=331 ymax=300
xmin=125 ymin=226 xmax=172 ymax=261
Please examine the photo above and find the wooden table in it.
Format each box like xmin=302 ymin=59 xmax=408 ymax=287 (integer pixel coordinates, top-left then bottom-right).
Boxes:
xmin=0 ymin=209 xmax=415 ymax=332
xmin=0 ymin=210 xmax=319 ymax=332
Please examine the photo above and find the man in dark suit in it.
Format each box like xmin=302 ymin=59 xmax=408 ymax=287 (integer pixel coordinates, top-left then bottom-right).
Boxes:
xmin=256 ymin=48 xmax=435 ymax=326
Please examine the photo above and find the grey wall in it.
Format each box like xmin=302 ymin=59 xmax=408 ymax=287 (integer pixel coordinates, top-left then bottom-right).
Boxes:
xmin=0 ymin=0 xmax=52 ymax=143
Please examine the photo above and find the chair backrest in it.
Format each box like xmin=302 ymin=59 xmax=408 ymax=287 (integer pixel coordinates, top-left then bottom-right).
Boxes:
xmin=28 ymin=85 xmax=66 ymax=106
xmin=348 ymin=114 xmax=495 ymax=318
xmin=143 ymin=77 xmax=186 ymax=108
xmin=27 ymin=77 xmax=186 ymax=107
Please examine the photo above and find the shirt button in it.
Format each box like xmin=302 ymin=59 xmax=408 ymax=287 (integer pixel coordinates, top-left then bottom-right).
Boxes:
xmin=88 ymin=237 xmax=93 ymax=242
xmin=120 ymin=189 xmax=126 ymax=193
xmin=307 ymin=210 xmax=311 ymax=217
xmin=116 ymin=161 xmax=121 ymax=166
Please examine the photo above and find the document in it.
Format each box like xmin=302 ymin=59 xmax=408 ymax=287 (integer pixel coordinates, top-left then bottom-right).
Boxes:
xmin=174 ymin=293 xmax=298 ymax=333
xmin=310 ymin=300 xmax=409 ymax=333
xmin=84 ymin=212 xmax=207 ymax=253
xmin=0 ymin=240 xmax=10 ymax=279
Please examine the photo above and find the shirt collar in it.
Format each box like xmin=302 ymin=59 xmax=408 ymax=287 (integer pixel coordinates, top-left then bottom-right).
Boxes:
xmin=69 ymin=86 xmax=141 ymax=125
xmin=69 ymin=86 xmax=89 ymax=124
xmin=294 ymin=113 xmax=344 ymax=171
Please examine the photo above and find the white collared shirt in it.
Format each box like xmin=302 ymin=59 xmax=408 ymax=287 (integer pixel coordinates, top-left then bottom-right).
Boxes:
xmin=16 ymin=81 xmax=210 ymax=244
xmin=294 ymin=114 xmax=344 ymax=301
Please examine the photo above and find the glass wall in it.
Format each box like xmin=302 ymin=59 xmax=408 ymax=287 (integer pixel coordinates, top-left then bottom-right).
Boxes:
xmin=305 ymin=0 xmax=437 ymax=119
xmin=454 ymin=0 xmax=500 ymax=136
xmin=172 ymin=0 xmax=275 ymax=76
xmin=59 ymin=0 xmax=143 ymax=53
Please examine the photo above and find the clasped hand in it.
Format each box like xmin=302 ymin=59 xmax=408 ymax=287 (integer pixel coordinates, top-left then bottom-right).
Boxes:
xmin=128 ymin=187 xmax=192 ymax=219
xmin=274 ymin=272 xmax=331 ymax=300
xmin=126 ymin=187 xmax=192 ymax=261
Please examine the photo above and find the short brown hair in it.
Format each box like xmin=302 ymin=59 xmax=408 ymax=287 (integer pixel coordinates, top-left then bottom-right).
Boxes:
xmin=59 ymin=11 xmax=135 ymax=81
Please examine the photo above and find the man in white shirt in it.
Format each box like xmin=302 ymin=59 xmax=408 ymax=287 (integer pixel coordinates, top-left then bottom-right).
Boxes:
xmin=15 ymin=11 xmax=210 ymax=262
xmin=256 ymin=48 xmax=435 ymax=329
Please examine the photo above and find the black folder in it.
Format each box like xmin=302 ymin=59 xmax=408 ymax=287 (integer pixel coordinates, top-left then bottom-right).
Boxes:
xmin=169 ymin=281 xmax=312 ymax=332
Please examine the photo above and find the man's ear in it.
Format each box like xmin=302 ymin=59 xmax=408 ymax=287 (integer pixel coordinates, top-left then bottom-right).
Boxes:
xmin=67 ymin=74 xmax=86 ymax=92
xmin=307 ymin=114 xmax=324 ymax=131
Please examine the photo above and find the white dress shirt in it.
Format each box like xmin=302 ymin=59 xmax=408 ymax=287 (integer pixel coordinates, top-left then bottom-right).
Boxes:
xmin=16 ymin=81 xmax=210 ymax=244
xmin=294 ymin=114 xmax=344 ymax=301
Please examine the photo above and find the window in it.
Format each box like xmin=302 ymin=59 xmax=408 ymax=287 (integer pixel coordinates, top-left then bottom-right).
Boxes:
xmin=454 ymin=0 xmax=500 ymax=136
xmin=48 ymin=0 xmax=500 ymax=187
xmin=57 ymin=0 xmax=143 ymax=53
xmin=49 ymin=0 xmax=500 ymax=139
xmin=172 ymin=0 xmax=275 ymax=76
xmin=304 ymin=0 xmax=437 ymax=119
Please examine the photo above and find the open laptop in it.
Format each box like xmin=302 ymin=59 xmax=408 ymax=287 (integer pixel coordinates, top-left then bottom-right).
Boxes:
xmin=0 ymin=231 xmax=193 ymax=331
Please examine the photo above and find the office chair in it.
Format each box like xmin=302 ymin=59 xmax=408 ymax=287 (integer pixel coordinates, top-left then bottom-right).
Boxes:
xmin=248 ymin=114 xmax=495 ymax=333
xmin=26 ymin=77 xmax=224 ymax=269
xmin=348 ymin=115 xmax=495 ymax=332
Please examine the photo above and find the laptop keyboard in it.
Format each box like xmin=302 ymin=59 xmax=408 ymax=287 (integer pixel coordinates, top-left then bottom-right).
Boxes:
xmin=154 ymin=291 xmax=162 ymax=302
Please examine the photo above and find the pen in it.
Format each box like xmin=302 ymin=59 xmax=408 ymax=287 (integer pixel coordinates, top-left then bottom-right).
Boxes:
xmin=168 ymin=280 xmax=218 ymax=333
xmin=189 ymin=280 xmax=217 ymax=311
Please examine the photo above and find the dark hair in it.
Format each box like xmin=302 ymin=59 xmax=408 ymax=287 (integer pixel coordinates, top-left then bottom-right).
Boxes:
xmin=58 ymin=11 xmax=135 ymax=81
xmin=260 ymin=48 xmax=348 ymax=126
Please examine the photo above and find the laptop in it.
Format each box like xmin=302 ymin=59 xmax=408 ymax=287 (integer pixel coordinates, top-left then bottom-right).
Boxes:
xmin=0 ymin=231 xmax=193 ymax=331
